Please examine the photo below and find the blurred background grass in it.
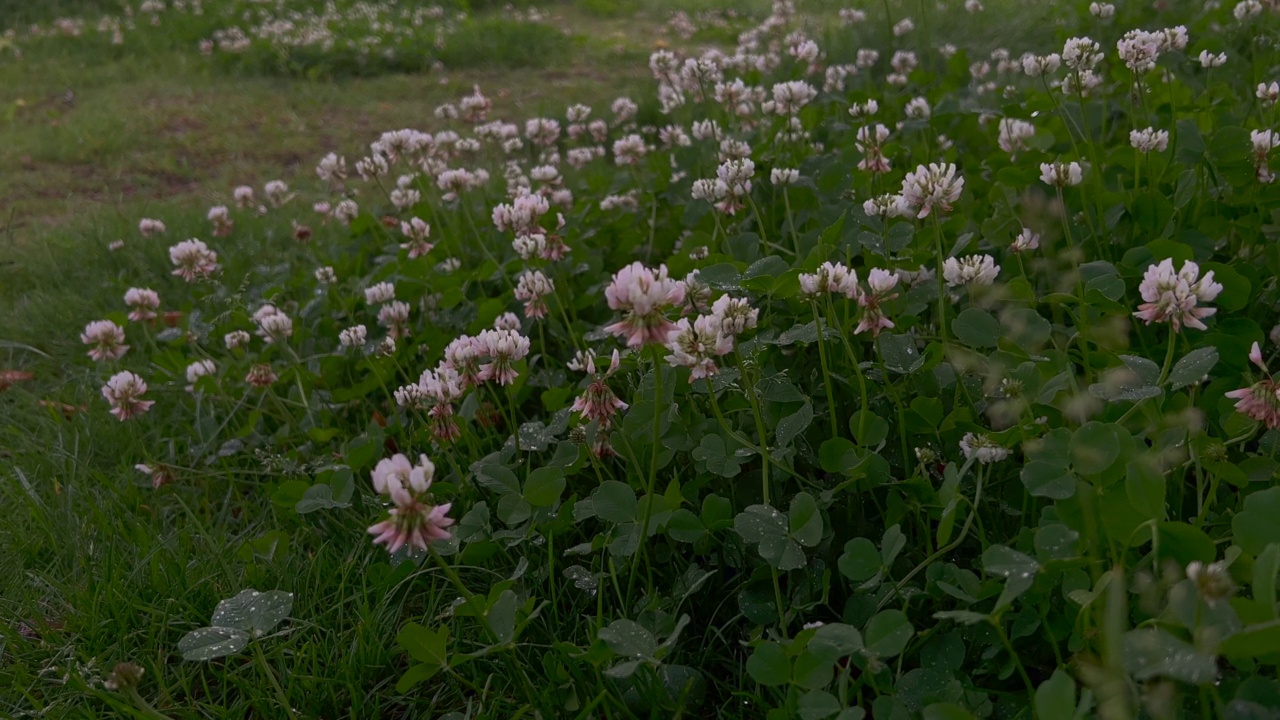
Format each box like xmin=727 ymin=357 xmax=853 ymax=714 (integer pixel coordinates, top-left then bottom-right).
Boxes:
xmin=0 ymin=0 xmax=1071 ymax=245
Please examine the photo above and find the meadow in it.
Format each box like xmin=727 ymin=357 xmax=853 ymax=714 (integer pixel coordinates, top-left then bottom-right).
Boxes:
xmin=3 ymin=0 xmax=1280 ymax=718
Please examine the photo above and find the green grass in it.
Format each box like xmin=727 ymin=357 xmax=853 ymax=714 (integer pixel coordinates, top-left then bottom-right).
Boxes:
xmin=0 ymin=2 xmax=679 ymax=245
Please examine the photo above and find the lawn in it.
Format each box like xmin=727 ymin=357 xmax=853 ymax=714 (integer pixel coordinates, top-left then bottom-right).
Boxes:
xmin=4 ymin=0 xmax=1280 ymax=718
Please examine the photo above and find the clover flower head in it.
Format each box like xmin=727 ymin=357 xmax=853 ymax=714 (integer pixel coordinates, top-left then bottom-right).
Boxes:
xmin=82 ymin=320 xmax=128 ymax=361
xmin=604 ymin=262 xmax=686 ymax=347
xmin=960 ymin=432 xmax=1008 ymax=463
xmin=102 ymin=371 xmax=153 ymax=420
xmin=368 ymin=453 xmax=454 ymax=555
xmin=1133 ymin=259 xmax=1222 ymax=332
xmin=943 ymin=255 xmax=1000 ymax=288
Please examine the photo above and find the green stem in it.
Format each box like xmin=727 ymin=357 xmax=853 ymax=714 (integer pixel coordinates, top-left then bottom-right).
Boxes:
xmin=932 ymin=216 xmax=949 ymax=347
xmin=126 ymin=689 xmax=177 ymax=720
xmin=991 ymin=617 xmax=1035 ymax=696
xmin=1156 ymin=329 xmax=1179 ymax=386
xmin=875 ymin=336 xmax=911 ymax=465
xmin=431 ymin=548 xmax=496 ymax=640
xmin=812 ymin=302 xmax=840 ymax=440
xmin=253 ymin=642 xmax=298 ymax=720
xmin=486 ymin=382 xmax=521 ymax=452
xmin=1057 ymin=187 xmax=1094 ymax=384
xmin=783 ymin=188 xmax=801 ymax=258
xmin=828 ymin=298 xmax=870 ymax=444
xmin=733 ymin=352 xmax=772 ymax=506
xmin=708 ymin=376 xmax=786 ymax=635
xmin=282 ymin=343 xmax=316 ymax=427
xmin=626 ymin=348 xmax=664 ymax=607
xmin=877 ymin=459 xmax=980 ymax=611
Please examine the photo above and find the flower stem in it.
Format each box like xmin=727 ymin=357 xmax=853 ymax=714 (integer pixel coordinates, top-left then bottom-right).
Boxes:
xmin=126 ymin=689 xmax=177 ymax=720
xmin=626 ymin=347 xmax=664 ymax=607
xmin=733 ymin=351 xmax=772 ymax=506
xmin=828 ymin=298 xmax=870 ymax=444
xmin=991 ymin=616 xmax=1036 ymax=696
xmin=431 ymin=548 xmax=496 ymax=639
xmin=1057 ymin=187 xmax=1095 ymax=384
xmin=253 ymin=642 xmax=298 ymax=720
xmin=812 ymin=302 xmax=840 ymax=440
xmin=878 ymin=459 xmax=979 ymax=611
xmin=932 ymin=216 xmax=949 ymax=347
xmin=875 ymin=336 xmax=911 ymax=463
xmin=1157 ymin=329 xmax=1179 ymax=386
xmin=783 ymin=188 xmax=801 ymax=258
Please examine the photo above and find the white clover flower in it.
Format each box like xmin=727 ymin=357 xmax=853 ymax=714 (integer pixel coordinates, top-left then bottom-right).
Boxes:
xmin=102 ymin=371 xmax=154 ymax=421
xmin=1252 ymin=129 xmax=1279 ymax=156
xmin=943 ymin=255 xmax=1000 ymax=287
xmin=394 ymin=383 xmax=429 ymax=409
xmin=316 ymin=152 xmax=347 ymax=184
xmin=169 ymin=238 xmax=219 ymax=281
xmin=1157 ymin=26 xmax=1189 ymax=52
xmin=904 ymin=96 xmax=931 ymax=119
xmin=840 ymin=8 xmax=867 ymax=24
xmin=900 ymin=163 xmax=963 ymax=219
xmin=365 ymin=282 xmax=396 ymax=305
xmin=960 ymin=432 xmax=1008 ymax=463
xmin=770 ymin=80 xmax=817 ymax=115
xmin=334 ymin=199 xmax=359 ymax=224
xmin=1130 ymin=127 xmax=1170 ymax=152
xmin=315 ymin=266 xmax=337 ymax=284
xmin=1089 ymin=2 xmax=1115 ymax=18
xmin=514 ymin=271 xmax=555 ymax=319
xmin=255 ymin=306 xmax=293 ymax=343
xmin=848 ymin=99 xmax=879 ymax=117
xmin=1199 ymin=50 xmax=1228 ymax=68
xmin=1117 ymin=29 xmax=1162 ymax=72
xmin=1235 ymin=0 xmax=1263 ymax=20
xmin=1258 ymin=82 xmax=1280 ymax=108
xmin=233 ymin=185 xmax=255 ymax=208
xmin=81 ymin=320 xmax=129 ymax=362
xmin=139 ymin=218 xmax=167 ymax=237
xmin=379 ymin=301 xmax=411 ymax=336
xmin=1062 ymin=37 xmax=1103 ymax=71
xmin=1039 ymin=161 xmax=1084 ymax=187
xmin=664 ymin=315 xmax=733 ymax=380
xmin=494 ymin=312 xmax=521 ymax=331
xmin=799 ymin=262 xmax=858 ymax=298
xmin=1186 ymin=560 xmax=1235 ymax=604
xmin=771 ymin=168 xmax=799 ymax=185
xmin=1133 ymin=259 xmax=1222 ymax=331
xmin=612 ymin=134 xmax=647 ymax=166
xmin=185 ymin=359 xmax=216 ymax=393
xmin=224 ymin=330 xmax=251 ymax=350
xmin=863 ymin=193 xmax=909 ymax=219
xmin=1021 ymin=54 xmax=1061 ymax=76
xmin=340 ymin=325 xmax=368 ymax=349
xmin=1010 ymin=228 xmax=1040 ymax=253
xmin=998 ymin=118 xmax=1035 ymax=154
xmin=124 ymin=288 xmax=160 ymax=322
xmin=263 ymin=179 xmax=290 ymax=207
xmin=709 ymin=294 xmax=758 ymax=336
